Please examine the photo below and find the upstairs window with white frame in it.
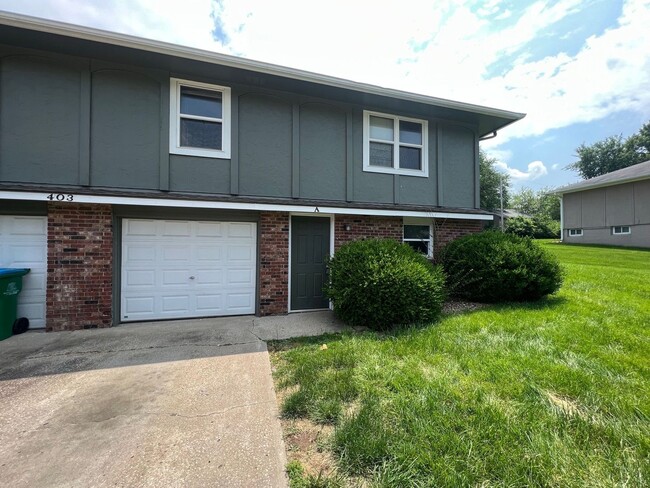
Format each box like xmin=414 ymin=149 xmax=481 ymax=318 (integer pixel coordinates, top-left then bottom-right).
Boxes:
xmin=612 ymin=225 xmax=631 ymax=235
xmin=170 ymin=78 xmax=231 ymax=158
xmin=403 ymin=223 xmax=433 ymax=258
xmin=363 ymin=111 xmax=428 ymax=177
xmin=568 ymin=228 xmax=583 ymax=237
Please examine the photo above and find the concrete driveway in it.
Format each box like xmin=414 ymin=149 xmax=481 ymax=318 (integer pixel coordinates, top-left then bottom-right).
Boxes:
xmin=0 ymin=313 xmax=345 ymax=487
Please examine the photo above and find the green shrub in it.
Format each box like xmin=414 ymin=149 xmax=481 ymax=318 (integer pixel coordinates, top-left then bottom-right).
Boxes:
xmin=325 ymin=239 xmax=446 ymax=330
xmin=506 ymin=216 xmax=560 ymax=239
xmin=439 ymin=231 xmax=563 ymax=302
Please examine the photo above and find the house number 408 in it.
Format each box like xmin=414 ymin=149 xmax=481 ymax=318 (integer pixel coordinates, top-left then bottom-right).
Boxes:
xmin=47 ymin=193 xmax=74 ymax=202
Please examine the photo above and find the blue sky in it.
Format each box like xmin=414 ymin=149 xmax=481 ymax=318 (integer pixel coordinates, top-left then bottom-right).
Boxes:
xmin=1 ymin=0 xmax=648 ymax=191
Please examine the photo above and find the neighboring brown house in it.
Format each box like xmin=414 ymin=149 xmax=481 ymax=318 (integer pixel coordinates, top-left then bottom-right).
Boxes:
xmin=557 ymin=160 xmax=650 ymax=248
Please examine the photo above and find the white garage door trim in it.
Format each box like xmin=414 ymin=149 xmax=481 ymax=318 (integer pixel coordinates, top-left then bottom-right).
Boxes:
xmin=0 ymin=215 xmax=47 ymax=329
xmin=121 ymin=219 xmax=257 ymax=322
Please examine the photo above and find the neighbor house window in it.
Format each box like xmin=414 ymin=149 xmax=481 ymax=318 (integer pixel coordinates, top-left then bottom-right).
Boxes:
xmin=170 ymin=78 xmax=231 ymax=158
xmin=403 ymin=223 xmax=433 ymax=257
xmin=363 ymin=111 xmax=428 ymax=177
xmin=568 ymin=228 xmax=583 ymax=237
xmin=612 ymin=226 xmax=631 ymax=235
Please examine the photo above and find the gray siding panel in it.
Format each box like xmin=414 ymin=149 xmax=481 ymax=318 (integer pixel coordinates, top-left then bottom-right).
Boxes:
xmin=563 ymin=192 xmax=582 ymax=228
xmin=352 ymin=109 xmax=393 ymax=204
xmin=605 ymin=183 xmax=634 ymax=225
xmin=169 ymin=155 xmax=230 ymax=194
xmin=299 ymin=103 xmax=346 ymax=201
xmin=0 ymin=55 xmax=81 ymax=184
xmin=581 ymin=188 xmax=606 ymax=228
xmin=440 ymin=126 xmax=475 ymax=208
xmin=634 ymin=180 xmax=650 ymax=225
xmin=90 ymin=70 xmax=160 ymax=189
xmin=238 ymin=93 xmax=292 ymax=197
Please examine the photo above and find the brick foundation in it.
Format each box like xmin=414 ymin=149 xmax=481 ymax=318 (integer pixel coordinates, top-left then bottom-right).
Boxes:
xmin=258 ymin=211 xmax=289 ymax=316
xmin=334 ymin=215 xmax=403 ymax=250
xmin=433 ymin=218 xmax=484 ymax=257
xmin=46 ymin=203 xmax=113 ymax=331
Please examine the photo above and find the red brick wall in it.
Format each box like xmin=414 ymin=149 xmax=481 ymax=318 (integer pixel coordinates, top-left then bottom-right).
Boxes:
xmin=258 ymin=211 xmax=289 ymax=316
xmin=334 ymin=215 xmax=403 ymax=250
xmin=46 ymin=203 xmax=113 ymax=331
xmin=433 ymin=218 xmax=484 ymax=257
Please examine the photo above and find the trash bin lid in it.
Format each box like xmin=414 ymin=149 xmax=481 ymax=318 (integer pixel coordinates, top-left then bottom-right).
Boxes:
xmin=0 ymin=268 xmax=31 ymax=278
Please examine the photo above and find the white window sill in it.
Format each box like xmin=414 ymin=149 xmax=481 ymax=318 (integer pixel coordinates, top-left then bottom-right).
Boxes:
xmin=363 ymin=165 xmax=428 ymax=178
xmin=170 ymin=147 xmax=231 ymax=159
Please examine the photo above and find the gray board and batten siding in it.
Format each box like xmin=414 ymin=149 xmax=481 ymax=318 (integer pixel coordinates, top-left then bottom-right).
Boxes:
xmin=562 ymin=180 xmax=650 ymax=248
xmin=0 ymin=37 xmax=481 ymax=210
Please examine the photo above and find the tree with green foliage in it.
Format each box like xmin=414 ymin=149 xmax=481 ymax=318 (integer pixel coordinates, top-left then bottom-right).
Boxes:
xmin=479 ymin=150 xmax=510 ymax=211
xmin=569 ymin=121 xmax=650 ymax=179
xmin=511 ymin=187 xmax=560 ymax=221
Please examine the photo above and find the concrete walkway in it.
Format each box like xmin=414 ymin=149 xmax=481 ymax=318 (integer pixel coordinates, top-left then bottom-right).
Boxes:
xmin=0 ymin=312 xmax=346 ymax=488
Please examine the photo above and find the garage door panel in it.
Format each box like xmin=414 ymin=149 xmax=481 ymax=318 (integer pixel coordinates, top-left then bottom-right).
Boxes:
xmin=124 ymin=296 xmax=155 ymax=315
xmin=162 ymin=269 xmax=192 ymax=286
xmin=121 ymin=219 xmax=257 ymax=322
xmin=126 ymin=219 xmax=157 ymax=236
xmin=228 ymin=245 xmax=253 ymax=261
xmin=228 ymin=222 xmax=255 ymax=238
xmin=162 ymin=246 xmax=191 ymax=262
xmin=124 ymin=245 xmax=156 ymax=263
xmin=162 ymin=221 xmax=191 ymax=236
xmin=227 ymin=293 xmax=254 ymax=311
xmin=196 ymin=294 xmax=223 ymax=312
xmin=0 ymin=216 xmax=47 ymax=329
xmin=196 ymin=246 xmax=222 ymax=262
xmin=6 ymin=216 xmax=46 ymax=235
xmin=196 ymin=222 xmax=223 ymax=237
xmin=125 ymin=269 xmax=155 ymax=287
xmin=162 ymin=295 xmax=190 ymax=312
xmin=227 ymin=268 xmax=253 ymax=285
xmin=196 ymin=269 xmax=223 ymax=285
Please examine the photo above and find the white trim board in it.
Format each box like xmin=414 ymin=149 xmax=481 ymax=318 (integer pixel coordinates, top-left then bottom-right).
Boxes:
xmin=0 ymin=191 xmax=494 ymax=220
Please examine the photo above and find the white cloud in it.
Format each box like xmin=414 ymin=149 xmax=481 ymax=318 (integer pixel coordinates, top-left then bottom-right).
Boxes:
xmin=551 ymin=163 xmax=560 ymax=170
xmin=495 ymin=160 xmax=548 ymax=180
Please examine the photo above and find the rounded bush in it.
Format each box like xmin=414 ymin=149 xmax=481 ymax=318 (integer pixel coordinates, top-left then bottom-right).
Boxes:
xmin=439 ymin=231 xmax=563 ymax=302
xmin=326 ymin=239 xmax=446 ymax=330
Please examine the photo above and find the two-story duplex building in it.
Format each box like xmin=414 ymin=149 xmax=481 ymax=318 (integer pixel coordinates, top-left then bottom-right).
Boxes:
xmin=0 ymin=12 xmax=524 ymax=332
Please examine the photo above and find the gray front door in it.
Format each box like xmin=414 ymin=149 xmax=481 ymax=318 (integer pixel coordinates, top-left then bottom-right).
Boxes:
xmin=290 ymin=216 xmax=330 ymax=311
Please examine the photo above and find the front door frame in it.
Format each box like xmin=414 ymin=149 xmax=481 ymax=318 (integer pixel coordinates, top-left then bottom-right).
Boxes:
xmin=288 ymin=212 xmax=335 ymax=312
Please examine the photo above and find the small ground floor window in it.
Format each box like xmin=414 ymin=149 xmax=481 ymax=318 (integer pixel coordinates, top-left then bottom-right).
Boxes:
xmin=403 ymin=223 xmax=433 ymax=257
xmin=612 ymin=226 xmax=631 ymax=235
xmin=568 ymin=228 xmax=583 ymax=236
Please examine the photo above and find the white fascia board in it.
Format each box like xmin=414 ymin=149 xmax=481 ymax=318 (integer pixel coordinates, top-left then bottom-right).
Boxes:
xmin=0 ymin=11 xmax=525 ymax=124
xmin=0 ymin=190 xmax=493 ymax=221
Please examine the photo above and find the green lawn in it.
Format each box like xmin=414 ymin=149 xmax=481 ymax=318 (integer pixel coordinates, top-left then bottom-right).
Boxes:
xmin=272 ymin=242 xmax=650 ymax=487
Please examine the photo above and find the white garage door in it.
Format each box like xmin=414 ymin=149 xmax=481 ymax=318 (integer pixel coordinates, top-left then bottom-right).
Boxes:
xmin=0 ymin=215 xmax=47 ymax=329
xmin=121 ymin=219 xmax=257 ymax=322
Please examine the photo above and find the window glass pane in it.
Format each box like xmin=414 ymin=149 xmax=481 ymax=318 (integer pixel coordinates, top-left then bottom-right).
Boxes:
xmin=399 ymin=146 xmax=421 ymax=170
xmin=180 ymin=118 xmax=222 ymax=149
xmin=399 ymin=120 xmax=422 ymax=145
xmin=369 ymin=142 xmax=393 ymax=167
xmin=180 ymin=86 xmax=222 ymax=118
xmin=369 ymin=116 xmax=394 ymax=141
xmin=406 ymin=240 xmax=429 ymax=255
xmin=404 ymin=225 xmax=430 ymax=239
